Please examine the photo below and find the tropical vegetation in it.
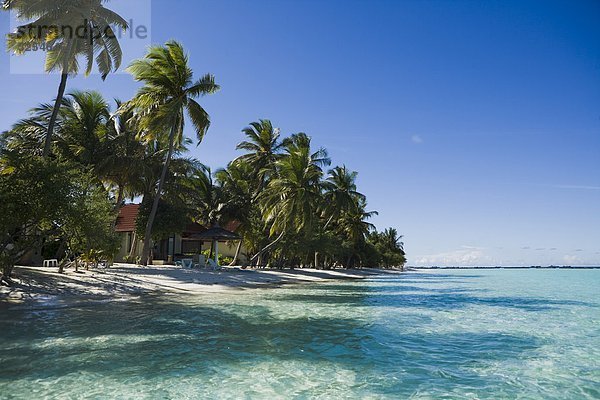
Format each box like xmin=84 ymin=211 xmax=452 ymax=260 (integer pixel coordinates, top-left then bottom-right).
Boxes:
xmin=0 ymin=4 xmax=405 ymax=285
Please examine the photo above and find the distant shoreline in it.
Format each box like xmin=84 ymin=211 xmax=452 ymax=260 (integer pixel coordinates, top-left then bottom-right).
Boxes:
xmin=412 ymin=266 xmax=600 ymax=270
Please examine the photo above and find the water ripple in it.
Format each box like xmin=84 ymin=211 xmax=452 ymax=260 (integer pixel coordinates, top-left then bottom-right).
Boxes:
xmin=1 ymin=269 xmax=599 ymax=399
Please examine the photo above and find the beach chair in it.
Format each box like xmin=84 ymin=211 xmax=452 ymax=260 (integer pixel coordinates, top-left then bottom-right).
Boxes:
xmin=207 ymin=258 xmax=220 ymax=271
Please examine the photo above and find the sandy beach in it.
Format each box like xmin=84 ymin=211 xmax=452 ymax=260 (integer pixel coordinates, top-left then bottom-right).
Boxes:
xmin=0 ymin=264 xmax=401 ymax=309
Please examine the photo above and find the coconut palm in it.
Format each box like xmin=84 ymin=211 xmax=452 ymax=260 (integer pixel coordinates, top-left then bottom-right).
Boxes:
xmin=3 ymin=102 xmax=57 ymax=157
xmin=4 ymin=90 xmax=111 ymax=163
xmin=126 ymin=40 xmax=219 ymax=265
xmin=338 ymin=199 xmax=378 ymax=267
xmin=339 ymin=202 xmax=377 ymax=244
xmin=255 ymin=133 xmax=330 ymax=262
xmin=4 ymin=0 xmax=128 ymax=158
xmin=216 ymin=160 xmax=255 ymax=265
xmin=235 ymin=119 xmax=283 ymax=193
xmin=99 ymin=101 xmax=148 ymax=209
xmin=55 ymin=90 xmax=111 ymax=167
xmin=322 ymin=165 xmax=366 ymax=228
xmin=185 ymin=165 xmax=224 ymax=227
xmin=380 ymin=228 xmax=405 ymax=253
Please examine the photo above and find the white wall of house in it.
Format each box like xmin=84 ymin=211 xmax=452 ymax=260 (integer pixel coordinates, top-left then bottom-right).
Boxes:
xmin=115 ymin=232 xmax=247 ymax=265
xmin=115 ymin=232 xmax=143 ymax=263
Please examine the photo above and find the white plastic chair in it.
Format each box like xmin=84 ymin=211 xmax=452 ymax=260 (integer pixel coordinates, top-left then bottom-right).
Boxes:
xmin=43 ymin=259 xmax=59 ymax=268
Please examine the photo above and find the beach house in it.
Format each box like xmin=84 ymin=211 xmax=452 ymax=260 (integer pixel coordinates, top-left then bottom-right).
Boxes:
xmin=115 ymin=204 xmax=245 ymax=265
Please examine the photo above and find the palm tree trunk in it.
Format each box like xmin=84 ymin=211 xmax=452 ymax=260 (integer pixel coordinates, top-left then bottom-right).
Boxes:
xmin=44 ymin=72 xmax=69 ymax=159
xmin=113 ymin=186 xmax=125 ymax=229
xmin=140 ymin=130 xmax=176 ymax=266
xmin=323 ymin=214 xmax=335 ymax=230
xmin=54 ymin=239 xmax=66 ymax=261
xmin=250 ymin=230 xmax=285 ymax=263
xmin=115 ymin=185 xmax=125 ymax=211
xmin=229 ymin=240 xmax=243 ymax=266
xmin=128 ymin=231 xmax=138 ymax=260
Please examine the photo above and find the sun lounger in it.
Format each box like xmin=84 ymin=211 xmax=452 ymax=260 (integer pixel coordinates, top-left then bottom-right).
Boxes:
xmin=43 ymin=259 xmax=59 ymax=268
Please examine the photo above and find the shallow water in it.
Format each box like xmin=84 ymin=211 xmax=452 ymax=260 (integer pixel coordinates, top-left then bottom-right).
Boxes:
xmin=1 ymin=269 xmax=599 ymax=399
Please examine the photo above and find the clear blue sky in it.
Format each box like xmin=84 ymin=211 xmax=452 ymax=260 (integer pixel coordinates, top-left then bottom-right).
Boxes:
xmin=1 ymin=0 xmax=599 ymax=266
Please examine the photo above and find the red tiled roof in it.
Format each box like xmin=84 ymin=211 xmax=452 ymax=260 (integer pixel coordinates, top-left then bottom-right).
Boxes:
xmin=115 ymin=204 xmax=140 ymax=232
xmin=115 ymin=203 xmax=242 ymax=235
xmin=181 ymin=223 xmax=207 ymax=238
xmin=224 ymin=220 xmax=242 ymax=233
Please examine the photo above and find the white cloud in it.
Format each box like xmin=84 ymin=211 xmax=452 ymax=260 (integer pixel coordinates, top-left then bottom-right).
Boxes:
xmin=414 ymin=246 xmax=493 ymax=266
xmin=411 ymin=135 xmax=423 ymax=144
xmin=552 ymin=185 xmax=600 ymax=190
xmin=562 ymin=254 xmax=600 ymax=266
xmin=563 ymin=255 xmax=582 ymax=265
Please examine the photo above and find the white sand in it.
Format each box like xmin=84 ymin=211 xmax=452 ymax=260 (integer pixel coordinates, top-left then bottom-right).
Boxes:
xmin=1 ymin=264 xmax=401 ymax=308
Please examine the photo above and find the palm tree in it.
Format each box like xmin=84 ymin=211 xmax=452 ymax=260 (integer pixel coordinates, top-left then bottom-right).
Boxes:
xmin=216 ymin=160 xmax=254 ymax=223
xmin=216 ymin=160 xmax=255 ymax=265
xmin=322 ymin=165 xmax=366 ymax=228
xmin=235 ymin=120 xmax=283 ymax=194
xmin=5 ymin=90 xmax=111 ymax=163
xmin=380 ymin=228 xmax=405 ymax=253
xmin=55 ymin=90 xmax=111 ymax=167
xmin=338 ymin=199 xmax=378 ymax=267
xmin=4 ymin=0 xmax=128 ymax=157
xmin=3 ymin=102 xmax=57 ymax=157
xmin=186 ymin=165 xmax=224 ymax=227
xmin=256 ymin=133 xmax=330 ymax=263
xmin=126 ymin=40 xmax=219 ymax=265
xmin=99 ymin=100 xmax=148 ymax=210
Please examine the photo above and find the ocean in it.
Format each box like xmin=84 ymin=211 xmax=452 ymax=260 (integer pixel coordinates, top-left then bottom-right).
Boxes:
xmin=1 ymin=269 xmax=599 ymax=399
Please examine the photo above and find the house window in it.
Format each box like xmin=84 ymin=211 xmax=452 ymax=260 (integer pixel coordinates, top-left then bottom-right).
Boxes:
xmin=182 ymin=240 xmax=202 ymax=254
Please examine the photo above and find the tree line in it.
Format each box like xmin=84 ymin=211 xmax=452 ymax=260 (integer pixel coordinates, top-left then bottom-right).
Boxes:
xmin=0 ymin=1 xmax=405 ymax=284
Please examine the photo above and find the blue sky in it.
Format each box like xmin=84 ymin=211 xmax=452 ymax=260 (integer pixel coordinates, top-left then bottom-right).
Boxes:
xmin=1 ymin=0 xmax=599 ymax=266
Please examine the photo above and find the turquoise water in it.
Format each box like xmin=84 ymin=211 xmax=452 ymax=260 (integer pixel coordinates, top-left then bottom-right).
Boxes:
xmin=1 ymin=269 xmax=599 ymax=399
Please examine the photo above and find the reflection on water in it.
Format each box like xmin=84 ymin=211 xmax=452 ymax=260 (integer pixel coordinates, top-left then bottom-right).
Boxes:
xmin=1 ymin=269 xmax=599 ymax=399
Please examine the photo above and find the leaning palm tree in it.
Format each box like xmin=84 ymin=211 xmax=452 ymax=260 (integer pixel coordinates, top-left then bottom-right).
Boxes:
xmin=255 ymin=133 xmax=330 ymax=263
xmin=126 ymin=40 xmax=219 ymax=265
xmin=4 ymin=0 xmax=128 ymax=157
